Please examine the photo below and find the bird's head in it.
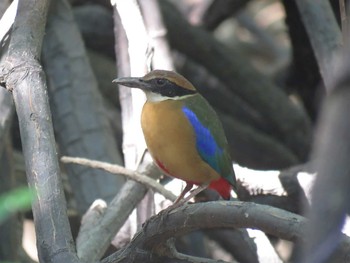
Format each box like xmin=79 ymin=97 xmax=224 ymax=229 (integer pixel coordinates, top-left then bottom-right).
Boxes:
xmin=113 ymin=70 xmax=198 ymax=102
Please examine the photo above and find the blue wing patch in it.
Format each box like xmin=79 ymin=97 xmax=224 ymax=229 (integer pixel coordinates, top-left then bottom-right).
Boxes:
xmin=182 ymin=106 xmax=223 ymax=172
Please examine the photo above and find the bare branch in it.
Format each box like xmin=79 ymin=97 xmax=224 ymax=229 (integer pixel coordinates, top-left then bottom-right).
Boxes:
xmin=299 ymin=52 xmax=350 ymax=262
xmin=61 ymin=156 xmax=176 ymax=201
xmin=0 ymin=0 xmax=80 ymax=262
xmin=295 ymin=0 xmax=342 ymax=91
xmin=103 ymin=201 xmax=350 ymax=263
xmin=62 ymin=143 xmax=167 ymax=261
xmin=138 ymin=0 xmax=174 ymax=70
xmin=113 ymin=0 xmax=148 ymax=168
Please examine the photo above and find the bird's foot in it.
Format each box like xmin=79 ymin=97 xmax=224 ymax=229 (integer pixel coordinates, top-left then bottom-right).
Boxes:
xmin=162 ymin=183 xmax=210 ymax=213
xmin=157 ymin=183 xmax=210 ymax=224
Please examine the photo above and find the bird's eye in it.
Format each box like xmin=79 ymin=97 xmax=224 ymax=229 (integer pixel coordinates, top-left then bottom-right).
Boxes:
xmin=155 ymin=79 xmax=166 ymax=86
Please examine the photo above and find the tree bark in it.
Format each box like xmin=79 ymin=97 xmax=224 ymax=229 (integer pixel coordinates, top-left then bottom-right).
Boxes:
xmin=0 ymin=0 xmax=81 ymax=262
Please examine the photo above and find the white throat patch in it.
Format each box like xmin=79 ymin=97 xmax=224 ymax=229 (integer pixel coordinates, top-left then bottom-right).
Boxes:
xmin=145 ymin=91 xmax=195 ymax=102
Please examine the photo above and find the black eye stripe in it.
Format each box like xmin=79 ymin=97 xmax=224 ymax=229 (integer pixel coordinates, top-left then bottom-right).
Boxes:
xmin=149 ymin=78 xmax=197 ymax=97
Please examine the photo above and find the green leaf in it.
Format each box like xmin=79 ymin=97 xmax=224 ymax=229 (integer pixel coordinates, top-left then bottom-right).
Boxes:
xmin=0 ymin=187 xmax=34 ymax=224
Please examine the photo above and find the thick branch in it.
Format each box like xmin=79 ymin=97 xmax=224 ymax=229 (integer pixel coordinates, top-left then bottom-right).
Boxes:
xmin=103 ymin=201 xmax=350 ymax=263
xmin=76 ymin=180 xmax=148 ymax=261
xmin=61 ymin=156 xmax=175 ymax=259
xmin=299 ymin=54 xmax=350 ymax=262
xmin=0 ymin=0 xmax=80 ymax=262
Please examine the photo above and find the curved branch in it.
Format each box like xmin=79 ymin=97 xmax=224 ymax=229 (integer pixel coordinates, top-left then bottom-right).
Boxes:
xmin=60 ymin=155 xmax=173 ymax=261
xmin=102 ymin=201 xmax=350 ymax=263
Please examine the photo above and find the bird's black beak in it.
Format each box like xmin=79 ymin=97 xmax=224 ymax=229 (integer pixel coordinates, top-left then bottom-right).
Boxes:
xmin=113 ymin=77 xmax=152 ymax=91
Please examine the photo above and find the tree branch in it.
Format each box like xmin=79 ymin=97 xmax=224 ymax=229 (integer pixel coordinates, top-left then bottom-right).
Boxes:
xmin=61 ymin=156 xmax=176 ymax=201
xmin=113 ymin=0 xmax=148 ymax=168
xmin=0 ymin=0 xmax=81 ymax=262
xmin=299 ymin=50 xmax=350 ymax=263
xmin=138 ymin=0 xmax=174 ymax=70
xmin=60 ymin=136 xmax=167 ymax=261
xmin=102 ymin=201 xmax=350 ymax=263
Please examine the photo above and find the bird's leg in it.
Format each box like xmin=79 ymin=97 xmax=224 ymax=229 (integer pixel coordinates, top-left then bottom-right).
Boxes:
xmin=158 ymin=183 xmax=209 ymax=222
xmin=167 ymin=183 xmax=210 ymax=211
xmin=181 ymin=183 xmax=209 ymax=205
xmin=173 ymin=182 xmax=193 ymax=205
xmin=157 ymin=183 xmax=193 ymax=219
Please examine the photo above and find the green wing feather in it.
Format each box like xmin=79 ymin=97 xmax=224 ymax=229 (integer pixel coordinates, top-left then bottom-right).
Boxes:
xmin=182 ymin=95 xmax=236 ymax=187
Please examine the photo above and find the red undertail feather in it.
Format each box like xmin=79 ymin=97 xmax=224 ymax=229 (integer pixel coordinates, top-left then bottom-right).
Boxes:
xmin=208 ymin=177 xmax=232 ymax=200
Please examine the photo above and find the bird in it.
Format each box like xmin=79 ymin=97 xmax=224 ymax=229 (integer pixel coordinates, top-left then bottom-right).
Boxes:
xmin=113 ymin=70 xmax=236 ymax=203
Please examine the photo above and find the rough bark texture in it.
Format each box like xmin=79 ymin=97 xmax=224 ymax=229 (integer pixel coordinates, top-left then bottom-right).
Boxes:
xmin=102 ymin=201 xmax=350 ymax=263
xmin=0 ymin=0 xmax=81 ymax=262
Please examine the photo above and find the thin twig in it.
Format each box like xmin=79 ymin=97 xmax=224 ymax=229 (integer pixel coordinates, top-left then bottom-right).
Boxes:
xmin=61 ymin=156 xmax=176 ymax=202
